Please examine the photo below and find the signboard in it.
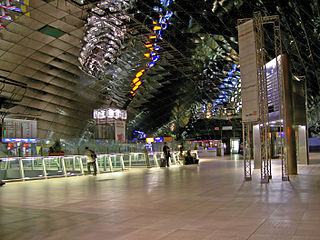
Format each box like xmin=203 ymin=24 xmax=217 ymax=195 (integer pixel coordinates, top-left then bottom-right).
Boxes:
xmin=154 ymin=137 xmax=163 ymax=143
xmin=114 ymin=120 xmax=126 ymax=142
xmin=3 ymin=119 xmax=37 ymax=140
xmin=163 ymin=137 xmax=173 ymax=142
xmin=266 ymin=55 xmax=281 ymax=121
xmin=238 ymin=19 xmax=259 ymax=122
xmin=146 ymin=137 xmax=154 ymax=143
xmin=2 ymin=138 xmax=37 ymax=143
xmin=94 ymin=108 xmax=127 ymax=121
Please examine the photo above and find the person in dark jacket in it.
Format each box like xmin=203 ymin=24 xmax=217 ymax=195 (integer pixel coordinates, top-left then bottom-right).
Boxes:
xmin=163 ymin=142 xmax=171 ymax=167
xmin=185 ymin=150 xmax=195 ymax=165
xmin=85 ymin=147 xmax=97 ymax=175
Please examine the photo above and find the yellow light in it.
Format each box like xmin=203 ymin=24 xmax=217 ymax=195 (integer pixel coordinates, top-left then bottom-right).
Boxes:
xmin=132 ymin=78 xmax=140 ymax=84
xmin=130 ymin=91 xmax=134 ymax=94
xmin=146 ymin=137 xmax=154 ymax=143
xmin=135 ymin=81 xmax=142 ymax=86
xmin=153 ymin=26 xmax=162 ymax=31
xmin=149 ymin=36 xmax=157 ymax=40
xmin=135 ymin=71 xmax=143 ymax=78
xmin=152 ymin=21 xmax=157 ymax=25
xmin=132 ymin=85 xmax=139 ymax=91
xmin=144 ymin=53 xmax=151 ymax=58
xmin=145 ymin=44 xmax=153 ymax=48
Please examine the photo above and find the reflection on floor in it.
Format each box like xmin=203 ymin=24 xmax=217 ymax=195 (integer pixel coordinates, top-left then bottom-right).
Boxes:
xmin=1 ymin=153 xmax=320 ymax=240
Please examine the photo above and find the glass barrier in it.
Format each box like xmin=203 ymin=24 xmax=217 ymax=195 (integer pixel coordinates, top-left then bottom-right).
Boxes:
xmin=44 ymin=157 xmax=64 ymax=177
xmin=21 ymin=157 xmax=45 ymax=179
xmin=0 ymin=158 xmax=22 ymax=180
xmin=64 ymin=156 xmax=82 ymax=176
xmin=0 ymin=151 xmax=185 ymax=182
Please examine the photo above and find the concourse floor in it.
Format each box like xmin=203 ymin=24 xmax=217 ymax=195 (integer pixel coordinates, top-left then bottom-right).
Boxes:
xmin=1 ymin=154 xmax=320 ymax=240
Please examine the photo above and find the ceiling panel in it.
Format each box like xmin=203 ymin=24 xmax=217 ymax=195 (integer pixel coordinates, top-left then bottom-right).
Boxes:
xmin=0 ymin=52 xmax=26 ymax=65
xmin=49 ymin=20 xmax=77 ymax=33
xmin=6 ymin=22 xmax=34 ymax=37
xmin=9 ymin=44 xmax=36 ymax=57
xmin=49 ymin=39 xmax=73 ymax=51
xmin=38 ymin=4 xmax=69 ymax=19
xmin=38 ymin=45 xmax=64 ymax=57
xmin=19 ymin=37 xmax=45 ymax=50
xmin=28 ymin=31 xmax=56 ymax=44
xmin=30 ymin=9 xmax=57 ymax=25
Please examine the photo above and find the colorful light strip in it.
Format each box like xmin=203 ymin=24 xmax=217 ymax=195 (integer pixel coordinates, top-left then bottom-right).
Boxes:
xmin=128 ymin=0 xmax=173 ymax=101
xmin=0 ymin=0 xmax=29 ymax=30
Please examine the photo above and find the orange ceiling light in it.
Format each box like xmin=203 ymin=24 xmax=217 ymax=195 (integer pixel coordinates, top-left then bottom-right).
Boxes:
xmin=153 ymin=26 xmax=162 ymax=31
xmin=132 ymin=85 xmax=139 ymax=91
xmin=135 ymin=81 xmax=142 ymax=86
xmin=145 ymin=44 xmax=153 ymax=48
xmin=132 ymin=78 xmax=140 ymax=84
xmin=149 ymin=35 xmax=157 ymax=39
xmin=144 ymin=53 xmax=151 ymax=58
xmin=135 ymin=71 xmax=144 ymax=78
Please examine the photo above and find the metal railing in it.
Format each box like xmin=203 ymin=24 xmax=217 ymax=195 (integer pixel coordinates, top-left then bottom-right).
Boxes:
xmin=0 ymin=151 xmax=189 ymax=182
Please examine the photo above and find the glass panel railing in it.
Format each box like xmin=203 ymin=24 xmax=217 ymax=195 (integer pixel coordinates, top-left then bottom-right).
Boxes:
xmin=131 ymin=153 xmax=147 ymax=166
xmin=64 ymin=156 xmax=82 ymax=176
xmin=109 ymin=154 xmax=122 ymax=170
xmin=0 ymin=158 xmax=22 ymax=180
xmin=44 ymin=157 xmax=64 ymax=177
xmin=96 ymin=155 xmax=111 ymax=172
xmin=21 ymin=157 xmax=45 ymax=179
xmin=0 ymin=150 xmax=187 ymax=182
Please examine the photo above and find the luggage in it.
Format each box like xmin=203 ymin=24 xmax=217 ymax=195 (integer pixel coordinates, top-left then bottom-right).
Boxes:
xmin=160 ymin=158 xmax=166 ymax=167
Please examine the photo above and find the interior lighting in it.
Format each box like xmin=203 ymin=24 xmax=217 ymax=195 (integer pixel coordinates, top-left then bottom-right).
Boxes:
xmin=149 ymin=35 xmax=157 ymax=39
xmin=132 ymin=85 xmax=139 ymax=91
xmin=132 ymin=77 xmax=140 ymax=84
xmin=144 ymin=53 xmax=151 ymax=58
xmin=153 ymin=26 xmax=162 ymax=31
xmin=135 ymin=70 xmax=144 ymax=78
xmin=145 ymin=44 xmax=153 ymax=48
xmin=135 ymin=81 xmax=142 ymax=86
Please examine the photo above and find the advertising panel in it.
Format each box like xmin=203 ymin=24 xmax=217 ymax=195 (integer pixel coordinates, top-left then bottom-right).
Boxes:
xmin=238 ymin=19 xmax=259 ymax=122
xmin=114 ymin=120 xmax=126 ymax=142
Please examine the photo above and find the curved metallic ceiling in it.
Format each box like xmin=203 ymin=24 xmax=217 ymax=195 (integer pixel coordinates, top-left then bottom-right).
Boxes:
xmin=0 ymin=0 xmax=319 ymax=140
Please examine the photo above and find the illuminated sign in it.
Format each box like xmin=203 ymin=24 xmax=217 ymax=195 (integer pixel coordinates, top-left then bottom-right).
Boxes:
xmin=163 ymin=137 xmax=173 ymax=142
xmin=3 ymin=138 xmax=37 ymax=143
xmin=146 ymin=137 xmax=154 ymax=143
xmin=93 ymin=108 xmax=127 ymax=120
xmin=3 ymin=118 xmax=37 ymax=139
xmin=154 ymin=137 xmax=163 ymax=142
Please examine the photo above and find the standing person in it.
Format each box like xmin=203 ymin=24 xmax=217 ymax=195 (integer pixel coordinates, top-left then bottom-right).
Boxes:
xmin=85 ymin=147 xmax=97 ymax=176
xmin=163 ymin=142 xmax=171 ymax=167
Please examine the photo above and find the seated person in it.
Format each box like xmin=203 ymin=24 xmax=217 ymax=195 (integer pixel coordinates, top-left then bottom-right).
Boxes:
xmin=184 ymin=150 xmax=195 ymax=165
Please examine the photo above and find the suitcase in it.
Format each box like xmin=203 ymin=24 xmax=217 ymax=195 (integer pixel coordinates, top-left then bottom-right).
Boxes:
xmin=160 ymin=158 xmax=166 ymax=167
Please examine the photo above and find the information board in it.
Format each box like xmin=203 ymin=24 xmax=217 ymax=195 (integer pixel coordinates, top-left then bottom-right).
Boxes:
xmin=3 ymin=119 xmax=37 ymax=140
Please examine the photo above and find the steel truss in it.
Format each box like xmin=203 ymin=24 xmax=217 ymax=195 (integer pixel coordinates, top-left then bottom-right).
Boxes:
xmin=254 ymin=12 xmax=271 ymax=183
xmin=273 ymin=17 xmax=289 ymax=181
xmin=243 ymin=123 xmax=252 ymax=181
xmin=239 ymin=12 xmax=289 ymax=182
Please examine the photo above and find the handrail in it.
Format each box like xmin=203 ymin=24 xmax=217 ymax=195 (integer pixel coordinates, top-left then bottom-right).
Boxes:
xmin=0 ymin=151 xmax=190 ymax=182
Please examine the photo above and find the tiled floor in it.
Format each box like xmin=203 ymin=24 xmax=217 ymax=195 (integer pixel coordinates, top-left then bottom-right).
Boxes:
xmin=1 ymin=153 xmax=320 ymax=240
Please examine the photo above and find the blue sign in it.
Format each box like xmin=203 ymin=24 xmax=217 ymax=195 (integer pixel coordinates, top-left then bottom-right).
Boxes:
xmin=154 ymin=137 xmax=163 ymax=142
xmin=2 ymin=138 xmax=37 ymax=143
